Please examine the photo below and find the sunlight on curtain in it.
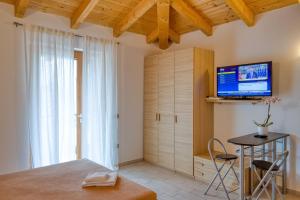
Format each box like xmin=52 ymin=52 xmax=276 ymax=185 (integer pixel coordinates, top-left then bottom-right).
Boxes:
xmin=24 ymin=25 xmax=77 ymax=167
xmin=81 ymin=37 xmax=118 ymax=170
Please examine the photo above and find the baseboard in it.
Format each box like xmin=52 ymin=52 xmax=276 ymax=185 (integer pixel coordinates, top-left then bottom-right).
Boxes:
xmin=118 ymin=158 xmax=144 ymax=167
xmin=143 ymin=161 xmax=194 ymax=179
xmin=174 ymin=170 xmax=194 ymax=179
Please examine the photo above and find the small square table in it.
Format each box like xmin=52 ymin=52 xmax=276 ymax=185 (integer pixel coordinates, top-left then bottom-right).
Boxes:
xmin=228 ymin=132 xmax=289 ymax=200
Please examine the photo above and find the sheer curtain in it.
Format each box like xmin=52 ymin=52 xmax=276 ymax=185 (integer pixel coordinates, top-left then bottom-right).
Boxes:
xmin=81 ymin=37 xmax=118 ymax=170
xmin=24 ymin=25 xmax=77 ymax=167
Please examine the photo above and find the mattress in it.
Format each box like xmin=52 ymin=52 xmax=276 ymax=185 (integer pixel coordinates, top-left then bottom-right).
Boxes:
xmin=0 ymin=159 xmax=156 ymax=200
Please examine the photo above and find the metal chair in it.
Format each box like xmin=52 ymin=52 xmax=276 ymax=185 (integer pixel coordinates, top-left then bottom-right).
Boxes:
xmin=251 ymin=150 xmax=289 ymax=200
xmin=204 ymin=138 xmax=240 ymax=200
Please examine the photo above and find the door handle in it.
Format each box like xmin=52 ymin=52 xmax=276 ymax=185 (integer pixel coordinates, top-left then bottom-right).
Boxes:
xmin=175 ymin=115 xmax=178 ymax=123
xmin=75 ymin=114 xmax=83 ymax=123
xmin=158 ymin=113 xmax=161 ymax=121
xmin=74 ymin=114 xmax=82 ymax=119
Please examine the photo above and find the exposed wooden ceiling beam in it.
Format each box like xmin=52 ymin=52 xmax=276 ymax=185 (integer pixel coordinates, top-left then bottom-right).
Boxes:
xmin=71 ymin=0 xmax=100 ymax=29
xmin=225 ymin=0 xmax=255 ymax=26
xmin=169 ymin=29 xmax=180 ymax=44
xmin=15 ymin=0 xmax=30 ymax=18
xmin=171 ymin=0 xmax=212 ymax=36
xmin=146 ymin=28 xmax=180 ymax=44
xmin=157 ymin=0 xmax=170 ymax=49
xmin=147 ymin=28 xmax=159 ymax=43
xmin=113 ymin=0 xmax=156 ymax=37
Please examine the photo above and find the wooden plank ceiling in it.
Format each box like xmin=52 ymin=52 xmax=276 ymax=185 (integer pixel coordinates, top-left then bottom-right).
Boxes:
xmin=1 ymin=0 xmax=298 ymax=49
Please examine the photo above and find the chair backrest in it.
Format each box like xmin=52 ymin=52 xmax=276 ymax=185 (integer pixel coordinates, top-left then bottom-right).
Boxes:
xmin=276 ymin=150 xmax=289 ymax=170
xmin=208 ymin=138 xmax=228 ymax=161
xmin=264 ymin=150 xmax=289 ymax=173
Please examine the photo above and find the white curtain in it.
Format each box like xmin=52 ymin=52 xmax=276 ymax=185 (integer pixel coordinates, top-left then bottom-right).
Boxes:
xmin=81 ymin=36 xmax=118 ymax=170
xmin=24 ymin=25 xmax=77 ymax=167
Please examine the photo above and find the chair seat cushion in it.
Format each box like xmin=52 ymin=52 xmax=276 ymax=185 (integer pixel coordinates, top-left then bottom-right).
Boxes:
xmin=252 ymin=160 xmax=279 ymax=171
xmin=215 ymin=153 xmax=238 ymax=161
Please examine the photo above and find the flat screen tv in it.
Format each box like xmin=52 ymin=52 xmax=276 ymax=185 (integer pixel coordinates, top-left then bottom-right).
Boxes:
xmin=217 ymin=61 xmax=272 ymax=97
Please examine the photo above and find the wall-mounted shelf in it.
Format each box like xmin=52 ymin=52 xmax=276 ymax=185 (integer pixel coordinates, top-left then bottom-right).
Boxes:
xmin=206 ymin=97 xmax=262 ymax=105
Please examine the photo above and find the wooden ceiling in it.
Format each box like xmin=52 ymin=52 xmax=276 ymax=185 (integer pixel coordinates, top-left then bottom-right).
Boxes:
xmin=1 ymin=0 xmax=298 ymax=49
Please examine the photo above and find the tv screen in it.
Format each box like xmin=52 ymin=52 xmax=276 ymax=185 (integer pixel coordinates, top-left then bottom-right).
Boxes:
xmin=217 ymin=61 xmax=272 ymax=97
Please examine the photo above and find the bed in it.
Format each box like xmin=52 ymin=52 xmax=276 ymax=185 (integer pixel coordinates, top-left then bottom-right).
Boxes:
xmin=0 ymin=159 xmax=157 ymax=200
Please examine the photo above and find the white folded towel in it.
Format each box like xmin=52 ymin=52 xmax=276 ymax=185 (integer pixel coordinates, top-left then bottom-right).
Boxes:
xmin=84 ymin=171 xmax=110 ymax=183
xmin=82 ymin=171 xmax=118 ymax=188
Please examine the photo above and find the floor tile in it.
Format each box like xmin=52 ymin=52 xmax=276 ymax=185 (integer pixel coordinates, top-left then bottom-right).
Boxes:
xmin=119 ymin=161 xmax=299 ymax=200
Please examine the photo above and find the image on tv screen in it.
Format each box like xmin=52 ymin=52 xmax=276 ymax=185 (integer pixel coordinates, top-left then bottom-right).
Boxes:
xmin=238 ymin=64 xmax=269 ymax=81
xmin=217 ymin=62 xmax=272 ymax=97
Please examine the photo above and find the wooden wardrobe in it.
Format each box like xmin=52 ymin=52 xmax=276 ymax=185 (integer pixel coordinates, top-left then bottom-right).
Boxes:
xmin=143 ymin=47 xmax=214 ymax=176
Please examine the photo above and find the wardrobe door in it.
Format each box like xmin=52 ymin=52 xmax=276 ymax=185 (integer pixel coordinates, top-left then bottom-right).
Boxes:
xmin=157 ymin=52 xmax=175 ymax=169
xmin=174 ymin=48 xmax=194 ymax=175
xmin=144 ymin=55 xmax=158 ymax=163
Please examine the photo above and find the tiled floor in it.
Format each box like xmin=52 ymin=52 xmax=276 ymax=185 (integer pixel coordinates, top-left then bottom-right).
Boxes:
xmin=119 ymin=162 xmax=299 ymax=200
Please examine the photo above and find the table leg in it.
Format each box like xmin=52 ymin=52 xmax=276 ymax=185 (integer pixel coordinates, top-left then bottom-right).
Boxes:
xmin=262 ymin=144 xmax=266 ymax=160
xmin=261 ymin=144 xmax=266 ymax=178
xmin=282 ymin=137 xmax=287 ymax=194
xmin=272 ymin=141 xmax=277 ymax=200
xmin=239 ymin=145 xmax=245 ymax=200
xmin=250 ymin=146 xmax=254 ymax=194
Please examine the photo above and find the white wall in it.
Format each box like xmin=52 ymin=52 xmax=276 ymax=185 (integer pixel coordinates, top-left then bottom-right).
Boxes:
xmin=118 ymin=46 xmax=144 ymax=163
xmin=0 ymin=13 xmax=25 ymax=173
xmin=147 ymin=4 xmax=300 ymax=192
xmin=0 ymin=2 xmax=146 ymax=172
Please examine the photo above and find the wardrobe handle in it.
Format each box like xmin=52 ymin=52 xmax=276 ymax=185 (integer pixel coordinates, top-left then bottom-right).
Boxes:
xmin=175 ymin=115 xmax=178 ymax=123
xmin=158 ymin=113 xmax=161 ymax=121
